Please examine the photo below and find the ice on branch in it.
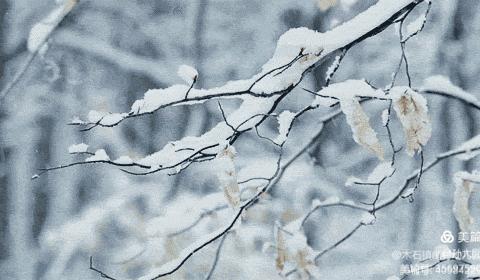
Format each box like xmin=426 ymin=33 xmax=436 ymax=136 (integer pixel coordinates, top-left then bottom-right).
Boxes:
xmin=215 ymin=145 xmax=240 ymax=209
xmin=27 ymin=0 xmax=77 ymax=53
xmin=68 ymin=143 xmax=88 ymax=154
xmin=391 ymin=87 xmax=431 ymax=156
xmin=275 ymin=110 xmax=296 ymax=145
xmin=177 ymin=64 xmax=198 ymax=84
xmin=455 ymin=135 xmax=480 ymax=161
xmin=452 ymin=171 xmax=480 ymax=232
xmin=85 ymin=149 xmax=110 ymax=162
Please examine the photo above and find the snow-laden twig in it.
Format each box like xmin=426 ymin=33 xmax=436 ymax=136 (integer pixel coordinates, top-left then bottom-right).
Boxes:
xmin=41 ymin=0 xmax=425 ymax=180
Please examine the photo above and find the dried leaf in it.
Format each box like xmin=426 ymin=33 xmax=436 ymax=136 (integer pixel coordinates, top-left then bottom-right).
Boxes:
xmin=215 ymin=145 xmax=240 ymax=209
xmin=340 ymin=97 xmax=384 ymax=159
xmin=274 ymin=225 xmax=287 ymax=272
xmin=391 ymin=88 xmax=431 ymax=156
xmin=453 ymin=171 xmax=480 ymax=232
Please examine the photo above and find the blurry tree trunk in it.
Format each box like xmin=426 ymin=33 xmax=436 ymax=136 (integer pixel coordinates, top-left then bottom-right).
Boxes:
xmin=169 ymin=0 xmax=209 ymax=199
xmin=0 ymin=0 xmax=9 ymax=262
xmin=435 ymin=2 xmax=479 ymax=279
xmin=183 ymin=0 xmax=209 ymax=136
xmin=8 ymin=120 xmax=39 ymax=280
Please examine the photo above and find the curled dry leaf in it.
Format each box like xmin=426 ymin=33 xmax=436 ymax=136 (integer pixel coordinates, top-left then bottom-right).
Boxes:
xmin=274 ymin=225 xmax=287 ymax=272
xmin=274 ymin=225 xmax=320 ymax=279
xmin=453 ymin=171 xmax=480 ymax=232
xmin=391 ymin=87 xmax=431 ymax=156
xmin=215 ymin=145 xmax=240 ymax=209
xmin=340 ymin=97 xmax=384 ymax=160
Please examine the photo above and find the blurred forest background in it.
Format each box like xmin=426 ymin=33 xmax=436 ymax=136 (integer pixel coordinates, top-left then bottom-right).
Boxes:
xmin=1 ymin=0 xmax=480 ymax=279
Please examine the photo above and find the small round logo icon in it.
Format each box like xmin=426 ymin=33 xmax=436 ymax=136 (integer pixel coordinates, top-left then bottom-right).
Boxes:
xmin=440 ymin=230 xmax=454 ymax=243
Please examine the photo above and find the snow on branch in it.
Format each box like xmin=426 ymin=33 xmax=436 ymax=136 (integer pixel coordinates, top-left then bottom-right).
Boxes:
xmin=72 ymin=0 xmax=423 ymax=131
xmin=28 ymin=0 xmax=78 ymax=53
xmin=39 ymin=0 xmax=425 ymax=180
xmin=49 ymin=1 xmax=436 ymax=279
xmin=422 ymin=75 xmax=480 ymax=111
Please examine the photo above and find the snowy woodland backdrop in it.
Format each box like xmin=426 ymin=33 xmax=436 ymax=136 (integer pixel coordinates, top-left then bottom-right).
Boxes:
xmin=1 ymin=0 xmax=480 ymax=279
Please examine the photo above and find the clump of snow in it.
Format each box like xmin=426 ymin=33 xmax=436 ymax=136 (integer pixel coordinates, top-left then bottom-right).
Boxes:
xmin=70 ymin=116 xmax=84 ymax=125
xmin=27 ymin=0 xmax=77 ymax=52
xmin=310 ymin=199 xmax=322 ymax=209
xmin=345 ymin=176 xmax=359 ymax=187
xmin=368 ymin=161 xmax=395 ymax=182
xmin=325 ymin=54 xmax=342 ymax=82
xmin=405 ymin=13 xmax=426 ymax=38
xmin=177 ymin=65 xmax=198 ymax=84
xmin=455 ymin=135 xmax=480 ymax=161
xmin=347 ymin=161 xmax=394 ymax=185
xmin=275 ymin=110 xmax=296 ymax=145
xmin=381 ymin=109 xmax=389 ymax=126
xmin=215 ymin=145 xmax=240 ymax=209
xmin=85 ymin=149 xmax=110 ymax=162
xmin=113 ymin=156 xmax=133 ymax=165
xmin=401 ymin=187 xmax=415 ymax=198
xmin=87 ymin=110 xmax=108 ymax=123
xmin=422 ymin=75 xmax=480 ymax=108
xmin=360 ymin=212 xmax=376 ymax=225
xmin=68 ymin=143 xmax=89 ymax=154
xmin=322 ymin=196 xmax=340 ymax=205
xmin=100 ymin=113 xmax=127 ymax=126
